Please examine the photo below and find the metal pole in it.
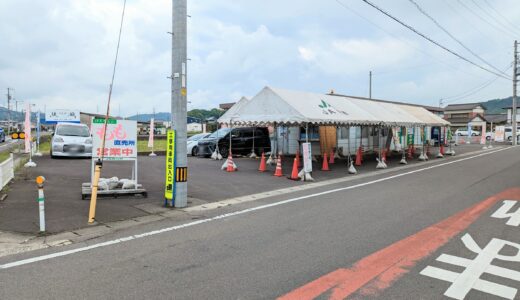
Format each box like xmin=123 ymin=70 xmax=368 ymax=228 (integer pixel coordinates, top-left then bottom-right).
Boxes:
xmin=369 ymin=71 xmax=372 ymax=99
xmin=513 ymin=40 xmax=518 ymax=146
xmin=6 ymin=88 xmax=11 ymax=135
xmin=171 ymin=0 xmax=188 ymax=207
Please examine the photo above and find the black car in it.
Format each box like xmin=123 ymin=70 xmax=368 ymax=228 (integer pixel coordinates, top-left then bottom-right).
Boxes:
xmin=197 ymin=127 xmax=271 ymax=157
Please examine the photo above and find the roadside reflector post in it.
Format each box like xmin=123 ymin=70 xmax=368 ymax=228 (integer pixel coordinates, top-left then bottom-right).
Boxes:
xmin=36 ymin=176 xmax=46 ymax=233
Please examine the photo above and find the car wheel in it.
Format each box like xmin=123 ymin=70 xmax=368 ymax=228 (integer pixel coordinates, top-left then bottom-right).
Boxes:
xmin=191 ymin=146 xmax=198 ymax=156
xmin=486 ymin=136 xmax=491 ymax=140
xmin=220 ymin=146 xmax=228 ymax=156
xmin=508 ymin=136 xmax=512 ymax=141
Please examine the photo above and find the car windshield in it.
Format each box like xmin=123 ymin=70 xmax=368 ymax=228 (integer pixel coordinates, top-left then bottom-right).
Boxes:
xmin=208 ymin=128 xmax=231 ymax=139
xmin=188 ymin=133 xmax=207 ymax=141
xmin=56 ymin=125 xmax=90 ymax=137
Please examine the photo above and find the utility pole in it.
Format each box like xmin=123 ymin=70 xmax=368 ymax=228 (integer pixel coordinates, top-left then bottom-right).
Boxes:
xmin=513 ymin=40 xmax=518 ymax=146
xmin=439 ymin=98 xmax=443 ymax=108
xmin=6 ymin=88 xmax=12 ymax=135
xmin=171 ymin=0 xmax=188 ymax=208
xmin=369 ymin=71 xmax=372 ymax=99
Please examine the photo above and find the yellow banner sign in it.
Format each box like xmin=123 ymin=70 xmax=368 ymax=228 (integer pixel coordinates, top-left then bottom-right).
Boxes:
xmin=164 ymin=130 xmax=176 ymax=200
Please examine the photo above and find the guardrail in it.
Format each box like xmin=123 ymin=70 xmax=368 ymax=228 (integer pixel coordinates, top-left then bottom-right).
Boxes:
xmin=0 ymin=153 xmax=14 ymax=190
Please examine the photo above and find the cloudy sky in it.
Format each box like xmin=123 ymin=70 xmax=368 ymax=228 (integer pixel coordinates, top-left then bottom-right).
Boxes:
xmin=1 ymin=0 xmax=519 ymax=116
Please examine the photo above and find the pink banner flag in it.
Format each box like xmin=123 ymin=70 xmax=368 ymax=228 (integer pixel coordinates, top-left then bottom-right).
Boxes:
xmin=480 ymin=126 xmax=487 ymax=144
xmin=24 ymin=102 xmax=31 ymax=153
xmin=148 ymin=118 xmax=154 ymax=148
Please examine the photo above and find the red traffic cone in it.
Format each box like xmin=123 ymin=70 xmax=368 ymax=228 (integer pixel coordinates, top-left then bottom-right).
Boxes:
xmin=322 ymin=152 xmax=330 ymax=171
xmin=355 ymin=146 xmax=362 ymax=166
xmin=258 ymin=152 xmax=267 ymax=172
xmin=382 ymin=148 xmax=387 ymax=163
xmin=273 ymin=156 xmax=283 ymax=177
xmin=288 ymin=158 xmax=299 ymax=180
xmin=226 ymin=152 xmax=236 ymax=172
xmin=440 ymin=144 xmax=445 ymax=155
xmin=296 ymin=150 xmax=301 ymax=167
xmin=329 ymin=149 xmax=335 ymax=164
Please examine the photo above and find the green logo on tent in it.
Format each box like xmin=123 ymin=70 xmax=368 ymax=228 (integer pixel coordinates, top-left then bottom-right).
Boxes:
xmin=319 ymin=99 xmax=348 ymax=116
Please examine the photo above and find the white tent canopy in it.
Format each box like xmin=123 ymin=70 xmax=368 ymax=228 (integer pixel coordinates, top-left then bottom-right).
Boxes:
xmin=218 ymin=96 xmax=249 ymax=125
xmin=218 ymin=87 xmax=450 ymax=127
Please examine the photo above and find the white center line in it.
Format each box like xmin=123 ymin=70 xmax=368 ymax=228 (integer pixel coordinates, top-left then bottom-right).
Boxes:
xmin=0 ymin=146 xmax=512 ymax=270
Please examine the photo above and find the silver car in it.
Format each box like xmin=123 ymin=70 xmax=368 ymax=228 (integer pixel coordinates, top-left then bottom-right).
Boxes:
xmin=51 ymin=123 xmax=93 ymax=158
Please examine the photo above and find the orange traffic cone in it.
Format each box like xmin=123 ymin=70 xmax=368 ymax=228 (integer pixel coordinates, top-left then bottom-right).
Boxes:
xmin=440 ymin=144 xmax=445 ymax=155
xmin=273 ymin=156 xmax=283 ymax=177
xmin=382 ymin=148 xmax=387 ymax=163
xmin=355 ymin=146 xmax=362 ymax=166
xmin=288 ymin=158 xmax=299 ymax=180
xmin=329 ymin=149 xmax=335 ymax=164
xmin=322 ymin=152 xmax=330 ymax=171
xmin=258 ymin=152 xmax=267 ymax=172
xmin=296 ymin=150 xmax=301 ymax=167
xmin=226 ymin=151 xmax=236 ymax=172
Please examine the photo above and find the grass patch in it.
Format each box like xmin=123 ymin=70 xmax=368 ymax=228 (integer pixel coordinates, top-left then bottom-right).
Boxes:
xmin=38 ymin=141 xmax=51 ymax=154
xmin=0 ymin=151 xmax=11 ymax=163
xmin=137 ymin=139 xmax=168 ymax=152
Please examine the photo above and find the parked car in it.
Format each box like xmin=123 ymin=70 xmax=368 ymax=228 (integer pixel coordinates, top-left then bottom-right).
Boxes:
xmin=187 ymin=133 xmax=210 ymax=156
xmin=196 ymin=127 xmax=271 ymax=157
xmin=51 ymin=123 xmax=92 ymax=158
xmin=504 ymin=126 xmax=520 ymax=141
xmin=455 ymin=129 xmax=480 ymax=136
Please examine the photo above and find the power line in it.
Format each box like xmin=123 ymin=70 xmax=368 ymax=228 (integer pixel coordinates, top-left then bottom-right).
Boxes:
xmin=443 ymin=63 xmax=512 ymax=104
xmin=334 ymin=0 xmax=489 ymax=78
xmin=455 ymin=0 xmax=517 ymax=39
xmin=407 ymin=0 xmax=509 ymax=77
xmin=441 ymin=0 xmax=503 ymax=43
xmin=483 ymin=0 xmax=520 ymax=35
xmin=359 ymin=0 xmax=511 ymax=80
xmin=470 ymin=0 xmax=520 ymax=37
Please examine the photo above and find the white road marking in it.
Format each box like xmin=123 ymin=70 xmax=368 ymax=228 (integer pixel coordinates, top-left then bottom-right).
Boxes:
xmin=421 ymin=233 xmax=520 ymax=300
xmin=491 ymin=200 xmax=520 ymax=227
xmin=0 ymin=147 xmax=512 ymax=270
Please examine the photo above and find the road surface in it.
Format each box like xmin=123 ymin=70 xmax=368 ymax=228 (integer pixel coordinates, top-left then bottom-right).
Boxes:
xmin=1 ymin=146 xmax=520 ymax=299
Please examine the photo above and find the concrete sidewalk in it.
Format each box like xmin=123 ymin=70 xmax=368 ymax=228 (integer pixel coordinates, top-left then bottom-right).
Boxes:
xmin=0 ymin=143 xmax=502 ymax=257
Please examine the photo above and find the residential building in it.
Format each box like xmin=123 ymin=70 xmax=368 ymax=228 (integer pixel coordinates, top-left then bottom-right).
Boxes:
xmin=443 ymin=103 xmax=486 ymax=130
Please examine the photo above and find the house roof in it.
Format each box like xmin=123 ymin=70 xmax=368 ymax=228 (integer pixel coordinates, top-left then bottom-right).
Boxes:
xmin=219 ymin=102 xmax=235 ymax=110
xmin=444 ymin=103 xmax=485 ymax=111
xmin=328 ymin=93 xmax=444 ymax=112
xmin=484 ymin=114 xmax=508 ymax=123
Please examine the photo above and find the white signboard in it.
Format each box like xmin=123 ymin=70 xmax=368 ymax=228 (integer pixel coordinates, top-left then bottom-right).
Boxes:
xmin=45 ymin=109 xmax=80 ymax=124
xmin=91 ymin=119 xmax=137 ymax=161
xmin=302 ymin=142 xmax=312 ymax=173
xmin=495 ymin=126 xmax=505 ymax=142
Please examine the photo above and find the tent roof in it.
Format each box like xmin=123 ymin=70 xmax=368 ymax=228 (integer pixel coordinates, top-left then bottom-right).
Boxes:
xmin=221 ymin=87 xmax=450 ymax=127
xmin=217 ymin=96 xmax=249 ymax=124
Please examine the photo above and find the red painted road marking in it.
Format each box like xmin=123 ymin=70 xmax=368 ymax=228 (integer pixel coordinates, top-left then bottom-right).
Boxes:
xmin=278 ymin=188 xmax=520 ymax=300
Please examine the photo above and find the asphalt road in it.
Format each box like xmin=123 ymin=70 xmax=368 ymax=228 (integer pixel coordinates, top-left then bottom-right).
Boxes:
xmin=1 ymin=146 xmax=519 ymax=299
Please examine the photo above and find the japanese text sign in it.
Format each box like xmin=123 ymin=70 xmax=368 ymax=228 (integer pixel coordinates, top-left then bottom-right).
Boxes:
xmin=91 ymin=119 xmax=137 ymax=161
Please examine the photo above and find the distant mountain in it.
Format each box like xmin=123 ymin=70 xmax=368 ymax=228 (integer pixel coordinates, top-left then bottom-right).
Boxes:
xmin=0 ymin=107 xmax=43 ymax=122
xmin=127 ymin=108 xmax=225 ymax=122
xmin=480 ymin=97 xmax=513 ymax=114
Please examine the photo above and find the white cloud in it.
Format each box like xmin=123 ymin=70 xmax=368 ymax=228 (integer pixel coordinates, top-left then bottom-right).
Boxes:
xmin=0 ymin=0 xmax=518 ymax=116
